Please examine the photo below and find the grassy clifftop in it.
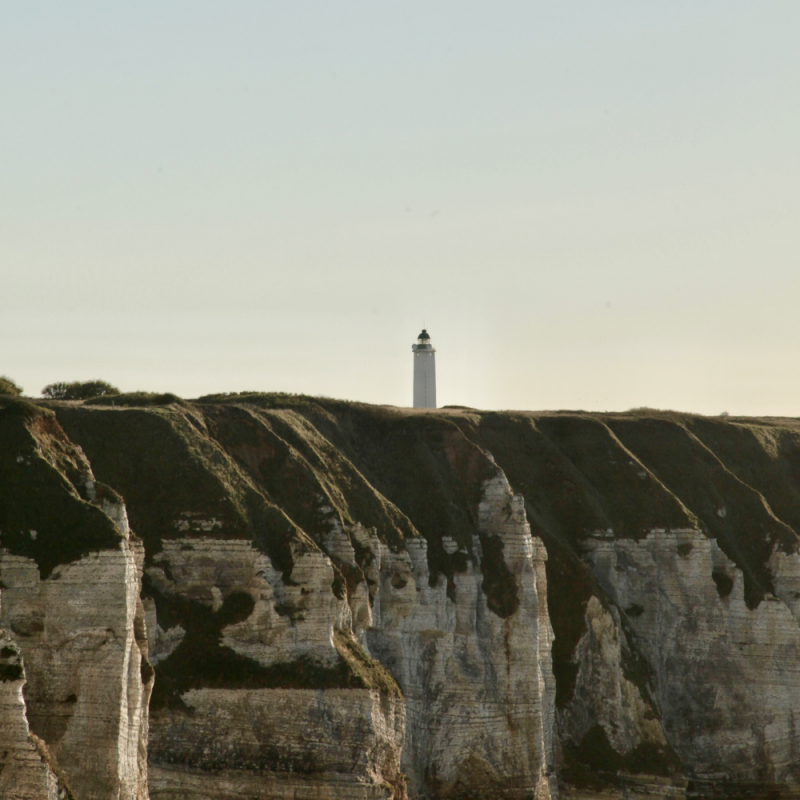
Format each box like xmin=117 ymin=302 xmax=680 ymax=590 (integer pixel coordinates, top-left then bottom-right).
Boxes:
xmin=47 ymin=394 xmax=800 ymax=622
xmin=0 ymin=398 xmax=123 ymax=578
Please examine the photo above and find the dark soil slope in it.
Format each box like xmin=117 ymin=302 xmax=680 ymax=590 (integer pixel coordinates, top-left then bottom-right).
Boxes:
xmin=0 ymin=398 xmax=123 ymax=578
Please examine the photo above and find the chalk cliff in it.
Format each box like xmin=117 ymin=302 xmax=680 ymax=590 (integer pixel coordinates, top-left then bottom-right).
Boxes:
xmin=6 ymin=391 xmax=800 ymax=799
xmin=0 ymin=400 xmax=151 ymax=800
xmin=0 ymin=627 xmax=63 ymax=800
xmin=476 ymin=412 xmax=800 ymax=798
xmin=48 ymin=398 xmax=556 ymax=799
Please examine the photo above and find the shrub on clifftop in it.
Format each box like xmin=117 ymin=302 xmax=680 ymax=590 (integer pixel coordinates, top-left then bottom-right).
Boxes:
xmin=42 ymin=380 xmax=121 ymax=401
xmin=0 ymin=376 xmax=23 ymax=396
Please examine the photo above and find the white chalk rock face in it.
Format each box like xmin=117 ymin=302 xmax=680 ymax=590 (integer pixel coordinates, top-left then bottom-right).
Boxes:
xmin=0 ymin=628 xmax=62 ymax=800
xmin=0 ymin=541 xmax=151 ymax=800
xmin=769 ymin=547 xmax=800 ymax=624
xmin=556 ymin=592 xmax=687 ymax=799
xmin=561 ymin=596 xmax=669 ymax=756
xmin=146 ymin=537 xmax=349 ymax=667
xmin=144 ymin=536 xmax=406 ymax=799
xmin=585 ymin=529 xmax=800 ymax=791
xmin=368 ymin=473 xmax=556 ymax=800
xmin=141 ymin=471 xmax=556 ymax=799
xmin=148 ymin=688 xmax=405 ymax=800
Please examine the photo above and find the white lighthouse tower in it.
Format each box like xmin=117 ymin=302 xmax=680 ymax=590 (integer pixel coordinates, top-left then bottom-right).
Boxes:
xmin=412 ymin=329 xmax=436 ymax=408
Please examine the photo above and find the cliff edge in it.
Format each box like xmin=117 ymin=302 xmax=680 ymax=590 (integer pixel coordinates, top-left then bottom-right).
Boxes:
xmin=5 ymin=392 xmax=800 ymax=799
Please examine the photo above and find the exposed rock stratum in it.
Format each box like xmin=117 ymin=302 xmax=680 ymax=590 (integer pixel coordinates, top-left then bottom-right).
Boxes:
xmin=4 ymin=394 xmax=800 ymax=799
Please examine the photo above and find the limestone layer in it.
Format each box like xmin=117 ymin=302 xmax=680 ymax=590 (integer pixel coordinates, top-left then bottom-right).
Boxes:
xmin=7 ymin=395 xmax=800 ymax=799
xmin=0 ymin=545 xmax=151 ymax=800
xmin=367 ymin=474 xmax=555 ymax=800
xmin=0 ymin=628 xmax=61 ymax=800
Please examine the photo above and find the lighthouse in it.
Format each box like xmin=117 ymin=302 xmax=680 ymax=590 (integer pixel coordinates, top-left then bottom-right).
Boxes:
xmin=412 ymin=329 xmax=436 ymax=408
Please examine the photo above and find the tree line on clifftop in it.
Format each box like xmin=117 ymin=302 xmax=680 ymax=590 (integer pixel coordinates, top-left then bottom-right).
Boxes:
xmin=0 ymin=376 xmax=120 ymax=401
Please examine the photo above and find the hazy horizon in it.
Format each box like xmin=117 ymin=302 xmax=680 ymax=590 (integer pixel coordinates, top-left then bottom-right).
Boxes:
xmin=3 ymin=2 xmax=799 ymax=415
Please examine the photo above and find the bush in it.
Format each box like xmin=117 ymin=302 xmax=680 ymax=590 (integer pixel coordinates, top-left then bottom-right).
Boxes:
xmin=42 ymin=380 xmax=121 ymax=401
xmin=0 ymin=376 xmax=23 ymax=396
xmin=0 ymin=398 xmax=51 ymax=420
xmin=83 ymin=391 xmax=184 ymax=407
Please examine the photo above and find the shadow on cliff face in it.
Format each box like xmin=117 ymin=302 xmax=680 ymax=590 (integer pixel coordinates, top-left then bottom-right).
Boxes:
xmin=560 ymin=724 xmax=682 ymax=791
xmin=146 ymin=581 xmax=400 ymax=711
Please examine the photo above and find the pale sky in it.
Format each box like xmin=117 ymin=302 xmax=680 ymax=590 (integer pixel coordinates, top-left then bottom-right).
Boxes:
xmin=2 ymin=2 xmax=799 ymax=414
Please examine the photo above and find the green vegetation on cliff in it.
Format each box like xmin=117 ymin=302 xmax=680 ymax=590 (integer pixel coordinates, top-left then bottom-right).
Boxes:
xmin=0 ymin=400 xmax=123 ymax=578
xmin=41 ymin=380 xmax=120 ymax=401
xmin=0 ymin=376 xmax=23 ymax=396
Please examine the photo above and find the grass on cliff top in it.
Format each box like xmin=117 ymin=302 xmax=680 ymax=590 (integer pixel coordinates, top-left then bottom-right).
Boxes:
xmin=0 ymin=406 xmax=123 ymax=579
xmin=57 ymin=398 xmax=522 ymax=621
xmin=687 ymin=416 xmax=800 ymax=543
xmin=289 ymin=406 xmax=508 ymax=602
xmin=537 ymin=415 xmax=696 ymax=537
xmin=53 ymin=404 xmax=309 ymax=579
xmin=153 ymin=400 xmax=525 ymax=618
xmin=0 ymin=376 xmax=23 ymax=396
xmin=196 ymin=391 xmax=361 ymax=412
xmin=607 ymin=416 xmax=798 ymax=608
xmin=203 ymin=403 xmax=416 ymax=555
xmin=0 ymin=396 xmax=51 ymax=420
xmin=82 ymin=391 xmax=186 ymax=407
